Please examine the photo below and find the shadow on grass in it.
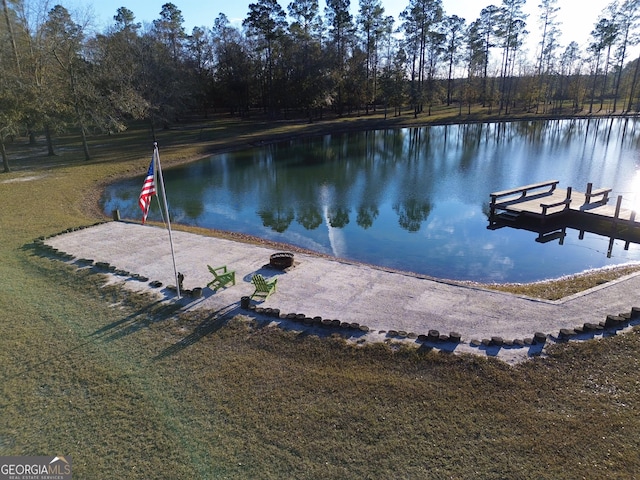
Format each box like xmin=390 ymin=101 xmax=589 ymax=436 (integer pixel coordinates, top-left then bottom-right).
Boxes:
xmin=153 ymin=303 xmax=241 ymax=360
xmin=0 ymin=299 xmax=180 ymax=391
xmin=0 ymin=337 xmax=98 ymax=386
xmin=0 ymin=258 xmax=184 ymax=390
xmin=91 ymin=299 xmax=183 ymax=343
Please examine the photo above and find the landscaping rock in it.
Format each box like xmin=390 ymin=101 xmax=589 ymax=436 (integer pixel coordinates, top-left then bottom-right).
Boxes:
xmin=605 ymin=315 xmax=624 ymax=328
xmin=427 ymin=330 xmax=439 ymax=342
xmin=533 ymin=332 xmax=547 ymax=344
xmin=559 ymin=328 xmax=575 ymax=339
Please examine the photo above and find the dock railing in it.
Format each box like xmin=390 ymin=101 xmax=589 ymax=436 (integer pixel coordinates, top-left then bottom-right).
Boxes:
xmin=489 ymin=180 xmax=559 ymax=216
xmin=583 ymin=182 xmax=612 ymax=206
xmin=540 ymin=187 xmax=572 ymax=223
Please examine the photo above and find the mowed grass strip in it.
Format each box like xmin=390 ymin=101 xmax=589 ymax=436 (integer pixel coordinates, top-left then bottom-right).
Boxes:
xmin=1 ymin=114 xmax=640 ymax=478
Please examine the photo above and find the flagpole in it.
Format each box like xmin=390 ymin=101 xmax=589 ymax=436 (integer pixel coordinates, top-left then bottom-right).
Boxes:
xmin=153 ymin=142 xmax=181 ymax=299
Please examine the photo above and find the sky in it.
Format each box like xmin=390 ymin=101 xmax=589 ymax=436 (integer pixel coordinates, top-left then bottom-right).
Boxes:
xmin=69 ymin=0 xmax=613 ymax=59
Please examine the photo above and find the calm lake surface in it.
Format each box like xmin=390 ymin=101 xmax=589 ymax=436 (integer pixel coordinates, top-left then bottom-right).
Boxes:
xmin=102 ymin=118 xmax=640 ymax=283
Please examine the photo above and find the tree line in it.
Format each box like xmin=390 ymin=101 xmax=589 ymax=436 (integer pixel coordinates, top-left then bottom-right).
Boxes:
xmin=2 ymin=0 xmax=640 ymax=173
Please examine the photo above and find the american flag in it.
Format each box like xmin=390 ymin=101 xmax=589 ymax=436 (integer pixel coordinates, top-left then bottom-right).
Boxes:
xmin=139 ymin=155 xmax=157 ymax=224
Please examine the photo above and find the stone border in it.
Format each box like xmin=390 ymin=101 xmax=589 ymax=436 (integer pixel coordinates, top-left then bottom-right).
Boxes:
xmin=34 ymin=224 xmax=640 ymax=362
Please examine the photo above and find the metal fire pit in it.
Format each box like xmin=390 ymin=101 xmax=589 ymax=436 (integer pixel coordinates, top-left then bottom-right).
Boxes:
xmin=270 ymin=252 xmax=294 ymax=270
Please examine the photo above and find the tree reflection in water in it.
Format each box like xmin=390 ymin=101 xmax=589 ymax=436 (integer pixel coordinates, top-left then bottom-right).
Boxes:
xmin=102 ymin=118 xmax=640 ymax=283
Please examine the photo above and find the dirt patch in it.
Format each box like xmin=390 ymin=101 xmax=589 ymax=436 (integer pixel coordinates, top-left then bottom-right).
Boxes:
xmin=0 ymin=174 xmax=48 ymax=184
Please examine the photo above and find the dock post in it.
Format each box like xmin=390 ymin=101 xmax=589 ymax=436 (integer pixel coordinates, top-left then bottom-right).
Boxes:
xmin=608 ymin=237 xmax=615 ymax=258
xmin=585 ymin=182 xmax=593 ymax=202
xmin=614 ymin=195 xmax=623 ymax=224
xmin=610 ymin=196 xmax=623 ymax=253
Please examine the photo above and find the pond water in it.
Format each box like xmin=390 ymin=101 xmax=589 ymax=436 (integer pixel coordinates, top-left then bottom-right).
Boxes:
xmin=102 ymin=118 xmax=640 ymax=283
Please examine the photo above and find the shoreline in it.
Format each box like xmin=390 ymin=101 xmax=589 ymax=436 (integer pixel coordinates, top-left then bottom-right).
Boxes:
xmin=9 ymin=112 xmax=638 ymax=295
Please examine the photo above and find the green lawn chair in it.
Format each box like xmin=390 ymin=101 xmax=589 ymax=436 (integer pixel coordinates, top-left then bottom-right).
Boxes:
xmin=207 ymin=265 xmax=236 ymax=291
xmin=250 ymin=274 xmax=277 ymax=301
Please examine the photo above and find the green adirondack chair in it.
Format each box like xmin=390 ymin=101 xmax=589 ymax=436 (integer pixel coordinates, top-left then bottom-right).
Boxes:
xmin=250 ymin=274 xmax=277 ymax=300
xmin=207 ymin=265 xmax=236 ymax=291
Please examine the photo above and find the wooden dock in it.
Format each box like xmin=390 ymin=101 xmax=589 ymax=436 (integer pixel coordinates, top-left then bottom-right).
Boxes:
xmin=488 ymin=180 xmax=640 ymax=257
xmin=489 ymin=180 xmax=638 ymax=225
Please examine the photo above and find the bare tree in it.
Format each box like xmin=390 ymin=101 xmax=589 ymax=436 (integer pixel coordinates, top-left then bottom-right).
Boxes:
xmin=588 ymin=15 xmax=618 ymax=113
xmin=325 ymin=0 xmax=355 ymax=115
xmin=496 ymin=0 xmax=528 ymax=114
xmin=469 ymin=5 xmax=500 ymax=107
xmin=612 ymin=0 xmax=640 ymax=111
xmin=357 ymin=0 xmax=385 ymax=113
xmin=244 ymin=0 xmax=288 ymax=115
xmin=400 ymin=0 xmax=444 ymax=117
xmin=442 ymin=14 xmax=466 ymax=106
xmin=535 ymin=0 xmax=561 ymax=113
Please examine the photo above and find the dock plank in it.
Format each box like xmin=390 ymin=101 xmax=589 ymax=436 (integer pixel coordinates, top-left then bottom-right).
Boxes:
xmin=497 ymin=189 xmax=573 ymax=216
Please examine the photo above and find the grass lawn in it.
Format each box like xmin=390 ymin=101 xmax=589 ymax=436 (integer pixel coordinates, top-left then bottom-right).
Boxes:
xmin=1 ymin=109 xmax=640 ymax=479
